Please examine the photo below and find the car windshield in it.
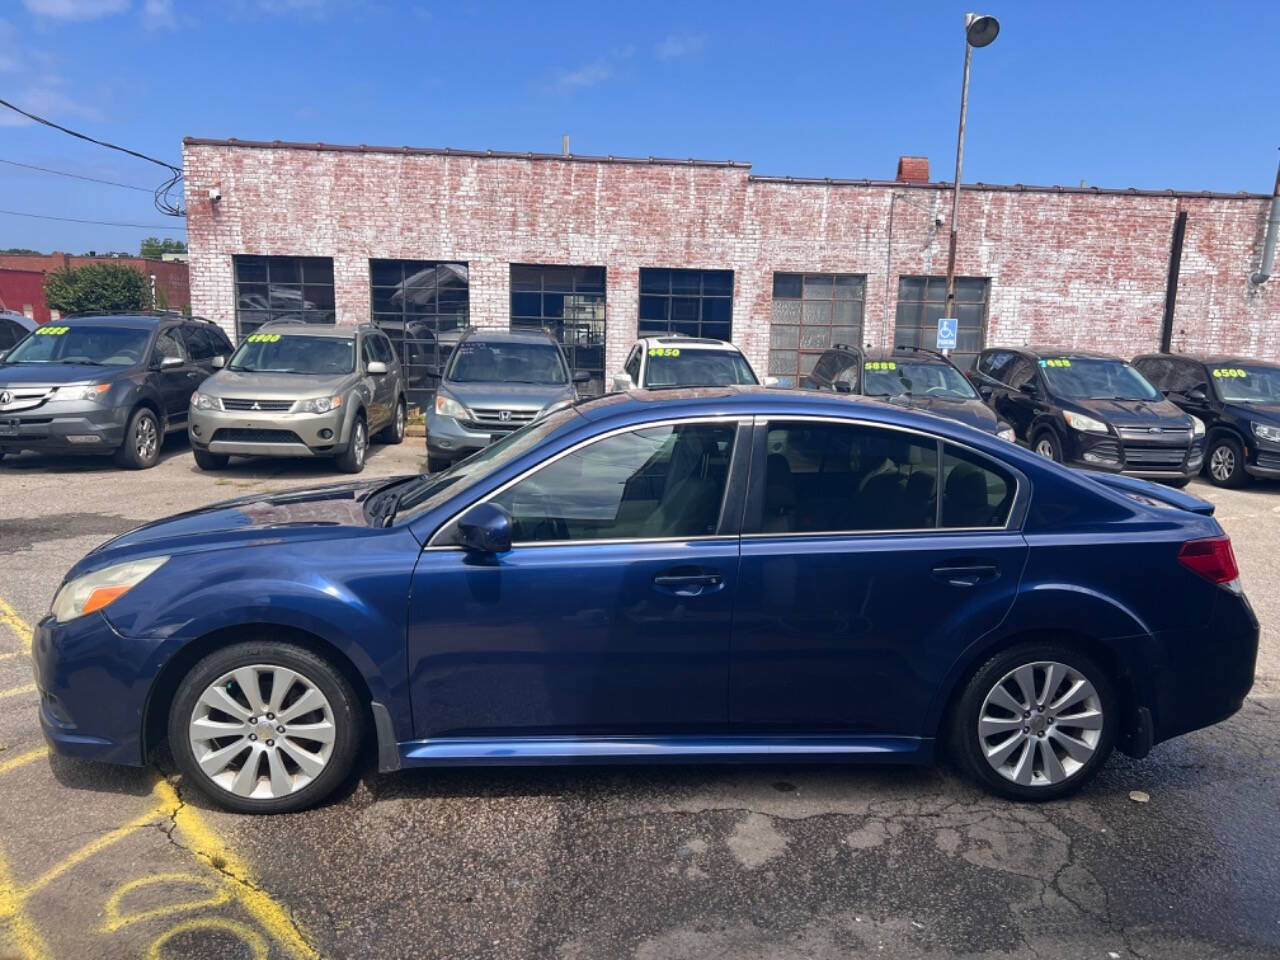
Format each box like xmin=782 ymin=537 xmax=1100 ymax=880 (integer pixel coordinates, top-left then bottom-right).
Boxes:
xmin=227 ymin=334 xmax=355 ymax=375
xmin=447 ymin=341 xmax=567 ymax=385
xmin=862 ymin=360 xmax=978 ymax=399
xmin=644 ymin=349 xmax=758 ymax=387
xmin=394 ymin=405 xmax=583 ymax=523
xmin=1211 ymin=364 xmax=1280 ymax=404
xmin=2 ymin=324 xmax=150 ymax=366
xmin=1040 ymin=358 xmax=1159 ymax=401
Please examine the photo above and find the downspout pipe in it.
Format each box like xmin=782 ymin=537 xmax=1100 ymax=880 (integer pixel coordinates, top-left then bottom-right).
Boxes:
xmin=1251 ymin=156 xmax=1280 ymax=285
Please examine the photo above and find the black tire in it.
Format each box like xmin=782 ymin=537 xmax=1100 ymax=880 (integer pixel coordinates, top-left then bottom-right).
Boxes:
xmin=1031 ymin=428 xmax=1060 ymax=463
xmin=1205 ymin=435 xmax=1249 ymax=488
xmin=192 ymin=448 xmax=230 ymax=471
xmin=334 ymin=413 xmax=368 ymax=474
xmin=427 ymin=455 xmax=450 ymax=474
xmin=167 ymin=641 xmax=364 ymax=814
xmin=950 ymin=640 xmax=1117 ymax=802
xmin=113 ymin=406 xmax=162 ymax=469
xmin=377 ymin=397 xmax=407 ymax=445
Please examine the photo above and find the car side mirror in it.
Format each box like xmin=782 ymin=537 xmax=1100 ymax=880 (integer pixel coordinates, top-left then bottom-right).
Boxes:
xmin=0 ymin=350 xmax=7 ymax=362
xmin=367 ymin=360 xmax=388 ymax=375
xmin=211 ymin=355 xmax=225 ymax=369
xmin=456 ymin=502 xmax=512 ymax=554
xmin=978 ymin=384 xmax=993 ymax=401
xmin=1186 ymin=387 xmax=1208 ymax=403
xmin=833 ymin=380 xmax=852 ymax=393
xmin=159 ymin=355 xmax=184 ymax=369
xmin=612 ymin=372 xmax=634 ymax=392
xmin=1019 ymin=382 xmax=1039 ymax=398
xmin=572 ymin=370 xmax=591 ymax=384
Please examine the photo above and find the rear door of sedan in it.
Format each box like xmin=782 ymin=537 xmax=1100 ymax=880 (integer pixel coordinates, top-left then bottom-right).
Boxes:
xmin=730 ymin=416 xmax=1029 ymax=742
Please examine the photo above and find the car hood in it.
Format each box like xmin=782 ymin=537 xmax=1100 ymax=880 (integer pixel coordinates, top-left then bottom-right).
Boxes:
xmin=1225 ymin=401 xmax=1280 ymax=423
xmin=0 ymin=363 xmax=122 ymax=385
xmin=78 ymin=476 xmax=416 ymax=572
xmin=204 ymin=369 xmax=353 ymax=398
xmin=878 ymin=394 xmax=1001 ymax=433
xmin=443 ymin=381 xmax=574 ymax=410
xmin=1070 ymin=396 xmax=1191 ymax=428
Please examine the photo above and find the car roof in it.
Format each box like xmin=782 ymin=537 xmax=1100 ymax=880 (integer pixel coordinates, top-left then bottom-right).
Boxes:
xmin=1133 ymin=351 xmax=1280 ymax=369
xmin=258 ymin=323 xmax=365 ymax=338
xmin=637 ymin=336 xmax=740 ymax=351
xmin=460 ymin=328 xmax=558 ymax=345
xmin=54 ymin=314 xmax=178 ymax=329
xmin=991 ymin=346 xmax=1122 ymax=362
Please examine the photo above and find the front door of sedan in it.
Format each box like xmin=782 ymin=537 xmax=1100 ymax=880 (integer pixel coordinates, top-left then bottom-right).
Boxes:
xmin=730 ymin=419 xmax=1028 ymax=739
xmin=407 ymin=418 xmax=748 ymax=738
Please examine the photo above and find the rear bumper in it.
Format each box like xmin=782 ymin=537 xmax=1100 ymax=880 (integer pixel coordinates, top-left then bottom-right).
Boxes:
xmin=0 ymin=408 xmax=128 ymax=453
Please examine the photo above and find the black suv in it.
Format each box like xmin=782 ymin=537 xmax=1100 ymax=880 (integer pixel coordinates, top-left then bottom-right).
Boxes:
xmin=1132 ymin=352 xmax=1280 ymax=487
xmin=969 ymin=347 xmax=1202 ymax=484
xmin=0 ymin=313 xmax=232 ymax=469
xmin=803 ymin=344 xmax=1016 ymax=439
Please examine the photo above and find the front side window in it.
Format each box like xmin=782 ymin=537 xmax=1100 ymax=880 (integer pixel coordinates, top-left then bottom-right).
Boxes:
xmin=1039 ymin=358 xmax=1159 ymax=401
xmin=758 ymin=422 xmax=939 ymax=533
xmin=446 ymin=340 xmax=567 ymax=385
xmin=490 ymin=422 xmax=737 ymax=543
xmin=181 ymin=324 xmax=216 ymax=361
xmin=809 ymin=349 xmax=862 ymax=390
xmin=624 ymin=348 xmax=642 ymax=384
xmin=638 ymin=268 xmax=733 ymax=342
xmin=227 ymin=334 xmax=355 ymax=375
xmin=153 ymin=329 xmax=186 ymax=364
xmin=2 ymin=324 xmax=150 ymax=367
xmin=862 ymin=360 xmax=979 ymax=400
xmin=644 ymin=348 xmax=758 ymax=388
xmin=1210 ymin=364 xmax=1280 ymax=403
xmin=234 ymin=256 xmax=335 ymax=336
xmin=769 ymin=273 xmax=865 ymax=387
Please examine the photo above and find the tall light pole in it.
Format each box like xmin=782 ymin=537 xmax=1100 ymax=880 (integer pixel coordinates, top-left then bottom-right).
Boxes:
xmin=943 ymin=12 xmax=1000 ymax=326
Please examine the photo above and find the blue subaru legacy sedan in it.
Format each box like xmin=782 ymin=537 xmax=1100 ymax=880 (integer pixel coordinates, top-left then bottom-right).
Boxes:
xmin=33 ymin=388 xmax=1258 ymax=813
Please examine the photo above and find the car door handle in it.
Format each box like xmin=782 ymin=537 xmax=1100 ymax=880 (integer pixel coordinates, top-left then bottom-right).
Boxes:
xmin=653 ymin=568 xmax=724 ymax=597
xmin=931 ymin=561 xmax=999 ymax=587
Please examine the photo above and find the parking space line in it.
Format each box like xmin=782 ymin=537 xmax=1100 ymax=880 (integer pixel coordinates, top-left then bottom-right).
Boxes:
xmin=0 ymin=683 xmax=36 ymax=700
xmin=0 ymin=748 xmax=45 ymax=778
xmin=0 ymin=845 xmax=52 ymax=960
xmin=21 ymin=800 xmax=170 ymax=898
xmin=0 ymin=597 xmax=32 ymax=652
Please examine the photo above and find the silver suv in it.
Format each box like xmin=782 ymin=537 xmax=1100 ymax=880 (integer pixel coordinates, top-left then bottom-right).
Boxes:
xmin=426 ymin=328 xmax=586 ymax=472
xmin=188 ymin=322 xmax=406 ymax=473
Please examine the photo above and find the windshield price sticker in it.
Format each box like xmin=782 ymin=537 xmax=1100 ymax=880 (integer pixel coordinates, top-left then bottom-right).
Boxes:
xmin=864 ymin=361 xmax=896 ymax=371
xmin=246 ymin=333 xmax=282 ymax=343
xmin=1212 ymin=368 xmax=1247 ymax=378
xmin=34 ymin=325 xmax=70 ymax=336
xmin=1040 ymin=358 xmax=1071 ymax=368
xmin=648 ymin=348 xmax=680 ymax=357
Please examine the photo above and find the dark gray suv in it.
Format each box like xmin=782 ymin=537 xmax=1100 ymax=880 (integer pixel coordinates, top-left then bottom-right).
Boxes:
xmin=0 ymin=313 xmax=232 ymax=469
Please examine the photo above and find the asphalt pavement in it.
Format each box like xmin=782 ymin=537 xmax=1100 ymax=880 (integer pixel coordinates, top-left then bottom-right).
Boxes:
xmin=1 ymin=437 xmax=1277 ymax=960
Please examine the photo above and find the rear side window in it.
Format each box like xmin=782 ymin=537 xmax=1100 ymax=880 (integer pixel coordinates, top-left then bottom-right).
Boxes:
xmin=490 ymin=421 xmax=737 ymax=543
xmin=941 ymin=444 xmax=1016 ymax=528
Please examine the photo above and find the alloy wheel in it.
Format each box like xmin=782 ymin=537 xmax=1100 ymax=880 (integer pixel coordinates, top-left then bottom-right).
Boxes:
xmin=353 ymin=421 xmax=366 ymax=466
xmin=187 ymin=664 xmax=336 ymax=799
xmin=1034 ymin=437 xmax=1056 ymax=460
xmin=977 ymin=660 xmax=1103 ymax=787
xmin=1210 ymin=445 xmax=1235 ymax=483
xmin=395 ymin=402 xmax=406 ymax=440
xmin=135 ymin=416 xmax=158 ymax=460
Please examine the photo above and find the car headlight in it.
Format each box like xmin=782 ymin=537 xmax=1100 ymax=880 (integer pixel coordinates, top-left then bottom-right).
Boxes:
xmin=51 ymin=556 xmax=169 ymax=624
xmin=1063 ymin=410 xmax=1110 ymax=434
xmin=1253 ymin=421 xmax=1280 ymax=443
xmin=1190 ymin=415 xmax=1205 ymax=438
xmin=191 ymin=391 xmax=223 ymax=411
xmin=434 ymin=394 xmax=468 ymax=419
xmin=996 ymin=425 xmax=1016 ymax=442
xmin=293 ymin=395 xmax=343 ymax=414
xmin=51 ymin=383 xmax=110 ymax=403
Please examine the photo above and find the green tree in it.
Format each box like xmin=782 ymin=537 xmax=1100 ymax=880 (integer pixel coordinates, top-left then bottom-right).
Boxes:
xmin=0 ymin=247 xmax=43 ymax=255
xmin=139 ymin=237 xmax=187 ymax=258
xmin=43 ymin=263 xmax=152 ymax=315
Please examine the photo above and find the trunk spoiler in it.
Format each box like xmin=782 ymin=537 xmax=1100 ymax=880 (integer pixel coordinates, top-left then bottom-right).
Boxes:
xmin=1082 ymin=470 xmax=1215 ymax=515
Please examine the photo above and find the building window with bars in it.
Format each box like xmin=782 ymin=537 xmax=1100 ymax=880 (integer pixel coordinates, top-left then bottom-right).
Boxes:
xmin=370 ymin=259 xmax=469 ymax=409
xmin=510 ymin=264 xmax=606 ymax=396
xmin=769 ymin=273 xmax=866 ymax=387
xmin=638 ymin=268 xmax=733 ymax=342
xmin=893 ymin=275 xmax=989 ymax=369
xmin=233 ymin=256 xmax=335 ymax=337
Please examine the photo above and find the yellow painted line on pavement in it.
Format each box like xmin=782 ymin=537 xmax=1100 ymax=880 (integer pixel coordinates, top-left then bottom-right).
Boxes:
xmin=0 ymin=747 xmax=45 ymax=778
xmin=0 ymin=844 xmax=51 ymax=960
xmin=0 ymin=683 xmax=36 ymax=701
xmin=21 ymin=800 xmax=170 ymax=898
xmin=0 ymin=651 xmax=21 ymax=661
xmin=0 ymin=596 xmax=32 ymax=652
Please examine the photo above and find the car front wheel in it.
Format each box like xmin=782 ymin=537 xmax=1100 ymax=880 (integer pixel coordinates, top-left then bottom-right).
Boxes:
xmin=168 ymin=642 xmax=363 ymax=814
xmin=114 ymin=407 xmax=162 ymax=469
xmin=951 ymin=642 xmax=1116 ymax=801
xmin=1206 ymin=436 xmax=1249 ymax=488
xmin=1032 ymin=429 xmax=1060 ymax=462
xmin=335 ymin=415 xmax=367 ymax=474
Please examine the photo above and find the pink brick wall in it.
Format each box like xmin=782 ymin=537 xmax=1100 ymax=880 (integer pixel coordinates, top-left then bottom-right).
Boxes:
xmin=183 ymin=141 xmax=1280 ymax=376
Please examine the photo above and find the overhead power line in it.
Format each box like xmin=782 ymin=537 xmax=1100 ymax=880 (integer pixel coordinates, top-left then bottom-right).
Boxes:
xmin=0 ymin=96 xmax=185 ymax=217
xmin=0 ymin=157 xmax=154 ymax=193
xmin=0 ymin=209 xmax=185 ymax=231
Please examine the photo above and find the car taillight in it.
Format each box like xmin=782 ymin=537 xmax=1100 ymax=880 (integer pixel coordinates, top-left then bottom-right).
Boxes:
xmin=1178 ymin=536 xmax=1239 ymax=584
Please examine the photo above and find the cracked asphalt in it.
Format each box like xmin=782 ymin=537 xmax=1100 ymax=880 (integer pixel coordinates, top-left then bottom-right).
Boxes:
xmin=1 ymin=438 xmax=1278 ymax=959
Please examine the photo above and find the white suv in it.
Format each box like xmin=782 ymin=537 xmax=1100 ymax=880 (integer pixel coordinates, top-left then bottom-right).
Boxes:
xmin=611 ymin=336 xmax=775 ymax=391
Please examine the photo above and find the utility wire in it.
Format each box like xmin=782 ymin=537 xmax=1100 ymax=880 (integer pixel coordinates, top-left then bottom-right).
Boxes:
xmin=0 ymin=209 xmax=185 ymax=230
xmin=0 ymin=157 xmax=154 ymax=193
xmin=0 ymin=96 xmax=185 ymax=217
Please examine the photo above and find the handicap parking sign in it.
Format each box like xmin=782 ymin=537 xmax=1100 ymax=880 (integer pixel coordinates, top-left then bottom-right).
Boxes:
xmin=936 ymin=317 xmax=958 ymax=350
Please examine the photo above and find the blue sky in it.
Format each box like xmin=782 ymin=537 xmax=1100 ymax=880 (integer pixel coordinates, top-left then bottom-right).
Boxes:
xmin=2 ymin=0 xmax=1277 ymax=253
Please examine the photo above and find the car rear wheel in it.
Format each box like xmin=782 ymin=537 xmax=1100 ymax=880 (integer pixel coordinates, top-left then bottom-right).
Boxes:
xmin=1032 ymin=429 xmax=1060 ymax=462
xmin=168 ymin=642 xmax=363 ymax=814
xmin=192 ymin=448 xmax=229 ymax=471
xmin=334 ymin=415 xmax=367 ymax=474
xmin=114 ymin=407 xmax=162 ymax=469
xmin=378 ymin=398 xmax=406 ymax=445
xmin=951 ymin=641 xmax=1116 ymax=801
xmin=1206 ymin=436 xmax=1249 ymax=488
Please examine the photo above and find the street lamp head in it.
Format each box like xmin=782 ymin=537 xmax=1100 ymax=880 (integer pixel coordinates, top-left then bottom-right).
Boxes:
xmin=964 ymin=12 xmax=1000 ymax=47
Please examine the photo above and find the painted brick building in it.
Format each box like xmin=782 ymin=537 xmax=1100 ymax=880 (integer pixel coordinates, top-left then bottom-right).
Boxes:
xmin=182 ymin=137 xmax=1279 ymax=407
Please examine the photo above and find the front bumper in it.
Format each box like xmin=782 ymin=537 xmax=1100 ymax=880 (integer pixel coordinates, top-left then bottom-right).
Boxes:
xmin=1245 ymin=442 xmax=1280 ymax=478
xmin=0 ymin=404 xmax=128 ymax=453
xmin=189 ymin=404 xmax=349 ymax=458
xmin=1063 ymin=431 xmax=1202 ymax=480
xmin=425 ymin=410 xmax=501 ymax=462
